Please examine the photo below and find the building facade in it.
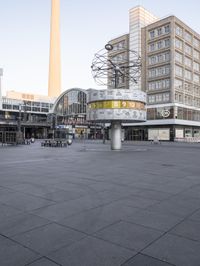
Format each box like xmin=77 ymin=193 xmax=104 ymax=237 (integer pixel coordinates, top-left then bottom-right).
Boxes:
xmin=107 ymin=7 xmax=200 ymax=141
xmin=140 ymin=16 xmax=200 ymax=140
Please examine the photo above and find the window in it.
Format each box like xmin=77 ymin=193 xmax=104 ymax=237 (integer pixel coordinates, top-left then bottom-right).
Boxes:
xmin=194 ymin=50 xmax=200 ymax=60
xmin=164 ymin=25 xmax=170 ymax=34
xmin=175 ymin=51 xmax=183 ymax=63
xmin=157 ymin=28 xmax=162 ymax=36
xmin=185 ymin=44 xmax=192 ymax=56
xmin=175 ymin=38 xmax=183 ymax=50
xmin=148 ymin=95 xmax=155 ymax=103
xmin=194 ymin=74 xmax=200 ymax=83
xmin=194 ymin=62 xmax=200 ymax=72
xmin=157 ymin=41 xmax=162 ymax=49
xmin=156 ymin=94 xmax=162 ymax=102
xmin=175 ymin=65 xmax=183 ymax=77
xmin=149 ymin=30 xmax=155 ymax=39
xmin=175 ymin=25 xmax=183 ymax=37
xmin=149 ymin=43 xmax=155 ymax=52
xmin=185 ymin=69 xmax=192 ymax=80
xmin=175 ymin=79 xmax=183 ymax=88
xmin=184 ymin=57 xmax=192 ymax=68
xmin=185 ymin=31 xmax=192 ymax=43
xmin=194 ymin=38 xmax=200 ymax=48
xmin=163 ymin=93 xmax=170 ymax=102
xmin=165 ymin=39 xmax=170 ymax=48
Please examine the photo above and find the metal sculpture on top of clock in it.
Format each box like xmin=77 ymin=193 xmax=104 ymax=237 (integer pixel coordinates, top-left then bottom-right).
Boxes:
xmin=88 ymin=44 xmax=147 ymax=150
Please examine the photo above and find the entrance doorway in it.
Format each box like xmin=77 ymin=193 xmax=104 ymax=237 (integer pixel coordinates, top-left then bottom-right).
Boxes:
xmin=125 ymin=128 xmax=145 ymax=141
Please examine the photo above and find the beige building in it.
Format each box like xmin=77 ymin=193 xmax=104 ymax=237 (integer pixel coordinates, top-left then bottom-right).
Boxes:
xmin=141 ymin=16 xmax=200 ymax=139
xmin=106 ymin=7 xmax=200 ymax=140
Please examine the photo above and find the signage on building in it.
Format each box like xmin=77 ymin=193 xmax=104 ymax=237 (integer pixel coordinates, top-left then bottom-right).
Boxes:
xmin=161 ymin=109 xmax=170 ymax=118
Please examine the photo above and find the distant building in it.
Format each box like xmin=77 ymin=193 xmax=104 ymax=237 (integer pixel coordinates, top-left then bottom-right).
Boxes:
xmin=0 ymin=73 xmax=55 ymax=138
xmin=51 ymin=88 xmax=102 ymax=139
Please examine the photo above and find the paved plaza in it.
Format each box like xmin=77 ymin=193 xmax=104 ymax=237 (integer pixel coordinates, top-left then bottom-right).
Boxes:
xmin=0 ymin=140 xmax=200 ymax=265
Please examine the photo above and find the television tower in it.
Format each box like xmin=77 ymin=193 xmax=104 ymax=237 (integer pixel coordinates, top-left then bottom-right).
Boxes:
xmin=48 ymin=0 xmax=61 ymax=97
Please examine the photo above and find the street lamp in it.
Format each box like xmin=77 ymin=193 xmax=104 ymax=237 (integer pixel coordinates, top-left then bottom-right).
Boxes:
xmin=17 ymin=103 xmax=23 ymax=143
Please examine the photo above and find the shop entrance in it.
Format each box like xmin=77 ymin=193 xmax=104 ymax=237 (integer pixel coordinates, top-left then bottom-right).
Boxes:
xmin=125 ymin=128 xmax=145 ymax=141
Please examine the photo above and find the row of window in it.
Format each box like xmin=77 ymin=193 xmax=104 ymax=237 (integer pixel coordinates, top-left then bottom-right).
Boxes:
xmin=175 ymin=92 xmax=200 ymax=107
xmin=111 ymin=40 xmax=126 ymax=51
xmin=2 ymin=104 xmax=49 ymax=113
xmin=148 ymin=65 xmax=170 ymax=78
xmin=111 ymin=53 xmax=127 ymax=63
xmin=148 ymin=79 xmax=170 ymax=91
xmin=175 ymin=51 xmax=200 ymax=71
xmin=175 ymin=38 xmax=200 ymax=59
xmin=175 ymin=80 xmax=200 ymax=96
xmin=148 ymin=52 xmax=170 ymax=65
xmin=148 ymin=106 xmax=200 ymax=121
xmin=149 ymin=25 xmax=170 ymax=40
xmin=148 ymin=38 xmax=170 ymax=52
xmin=175 ymin=25 xmax=200 ymax=48
xmin=148 ymin=93 xmax=170 ymax=104
xmin=175 ymin=65 xmax=200 ymax=82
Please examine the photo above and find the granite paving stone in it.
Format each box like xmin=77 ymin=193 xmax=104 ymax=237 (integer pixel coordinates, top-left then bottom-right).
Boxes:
xmin=0 ymin=191 xmax=55 ymax=211
xmin=122 ymin=253 xmax=174 ymax=266
xmin=170 ymin=219 xmax=200 ymax=242
xmin=13 ymin=223 xmax=86 ymax=255
xmin=0 ymin=202 xmax=23 ymax=220
xmin=0 ymin=213 xmax=51 ymax=237
xmin=147 ymin=194 xmax=200 ymax=218
xmin=124 ymin=209 xmax=182 ymax=232
xmin=27 ymin=257 xmax=60 ymax=266
xmin=94 ymin=220 xmax=163 ymax=251
xmin=0 ymin=235 xmax=39 ymax=266
xmin=0 ymin=141 xmax=200 ymax=265
xmin=48 ymin=236 xmax=135 ymax=266
xmin=142 ymin=233 xmax=200 ymax=266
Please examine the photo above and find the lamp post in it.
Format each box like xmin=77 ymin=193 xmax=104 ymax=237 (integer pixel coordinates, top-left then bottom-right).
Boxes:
xmin=17 ymin=103 xmax=23 ymax=143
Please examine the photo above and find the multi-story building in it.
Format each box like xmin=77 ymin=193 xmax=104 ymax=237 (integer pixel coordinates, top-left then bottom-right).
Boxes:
xmin=140 ymin=16 xmax=200 ymax=140
xmin=107 ymin=7 xmax=200 ymax=141
xmin=0 ymin=71 xmax=55 ymax=139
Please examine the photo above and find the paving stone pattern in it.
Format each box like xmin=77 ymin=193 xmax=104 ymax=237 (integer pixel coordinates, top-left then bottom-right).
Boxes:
xmin=0 ymin=140 xmax=200 ymax=265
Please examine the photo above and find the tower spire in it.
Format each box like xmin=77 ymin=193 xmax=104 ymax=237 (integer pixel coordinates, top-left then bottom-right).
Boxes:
xmin=48 ymin=0 xmax=61 ymax=97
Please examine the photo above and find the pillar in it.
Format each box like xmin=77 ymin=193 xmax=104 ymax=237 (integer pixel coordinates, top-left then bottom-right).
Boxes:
xmin=111 ymin=121 xmax=122 ymax=150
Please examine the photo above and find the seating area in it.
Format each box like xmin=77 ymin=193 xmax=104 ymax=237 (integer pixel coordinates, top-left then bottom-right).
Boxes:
xmin=41 ymin=139 xmax=68 ymax=147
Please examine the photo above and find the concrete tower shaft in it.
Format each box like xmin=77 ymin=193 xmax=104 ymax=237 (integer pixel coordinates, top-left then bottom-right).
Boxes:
xmin=48 ymin=0 xmax=61 ymax=97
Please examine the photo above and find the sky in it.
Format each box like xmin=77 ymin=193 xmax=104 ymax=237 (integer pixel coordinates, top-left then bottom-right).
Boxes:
xmin=0 ymin=0 xmax=200 ymax=96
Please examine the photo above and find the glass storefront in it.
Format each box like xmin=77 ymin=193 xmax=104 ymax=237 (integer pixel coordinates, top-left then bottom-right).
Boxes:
xmin=147 ymin=106 xmax=200 ymax=122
